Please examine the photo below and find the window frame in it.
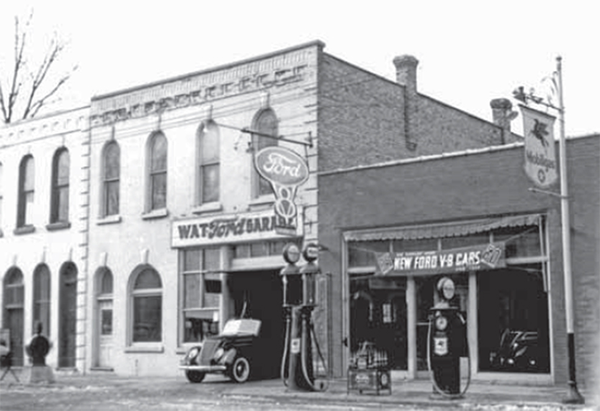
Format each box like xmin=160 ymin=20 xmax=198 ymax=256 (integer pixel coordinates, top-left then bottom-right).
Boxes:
xmin=180 ymin=247 xmax=221 ymax=344
xmin=197 ymin=121 xmax=220 ymax=205
xmin=102 ymin=141 xmax=121 ymax=218
xmin=147 ymin=131 xmax=168 ymax=212
xmin=128 ymin=266 xmax=163 ymax=347
xmin=49 ymin=148 xmax=70 ymax=225
xmin=17 ymin=155 xmax=35 ymax=229
xmin=32 ymin=264 xmax=51 ymax=336
xmin=251 ymin=108 xmax=279 ymax=199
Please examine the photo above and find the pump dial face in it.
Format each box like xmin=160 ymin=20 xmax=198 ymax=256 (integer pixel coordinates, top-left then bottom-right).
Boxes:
xmin=441 ymin=278 xmax=455 ymax=300
xmin=435 ymin=315 xmax=448 ymax=331
xmin=282 ymin=243 xmax=301 ymax=264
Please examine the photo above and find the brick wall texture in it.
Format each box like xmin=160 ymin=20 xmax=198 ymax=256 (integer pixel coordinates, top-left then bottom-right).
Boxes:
xmin=317 ymin=54 xmax=507 ymax=172
xmin=319 ymin=135 xmax=599 ymax=389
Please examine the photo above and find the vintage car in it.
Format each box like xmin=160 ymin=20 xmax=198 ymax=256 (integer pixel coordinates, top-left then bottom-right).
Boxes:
xmin=490 ymin=329 xmax=547 ymax=372
xmin=180 ymin=318 xmax=279 ymax=383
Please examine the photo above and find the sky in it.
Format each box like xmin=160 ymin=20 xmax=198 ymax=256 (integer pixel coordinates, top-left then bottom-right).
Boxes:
xmin=2 ymin=0 xmax=599 ymax=137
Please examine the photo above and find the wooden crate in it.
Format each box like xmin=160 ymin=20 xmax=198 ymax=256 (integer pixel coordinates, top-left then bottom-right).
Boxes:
xmin=347 ymin=368 xmax=391 ymax=395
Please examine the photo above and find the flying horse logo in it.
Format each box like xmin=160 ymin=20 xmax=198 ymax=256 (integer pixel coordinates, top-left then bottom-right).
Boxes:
xmin=530 ymin=119 xmax=550 ymax=151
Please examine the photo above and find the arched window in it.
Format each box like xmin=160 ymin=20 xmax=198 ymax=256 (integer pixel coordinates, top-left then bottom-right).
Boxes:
xmin=252 ymin=109 xmax=278 ymax=198
xmin=3 ymin=269 xmax=24 ymax=365
xmin=17 ymin=155 xmax=35 ymax=228
xmin=148 ymin=132 xmax=167 ymax=211
xmin=99 ymin=269 xmax=114 ymax=295
xmin=50 ymin=148 xmax=70 ymax=224
xmin=102 ymin=142 xmax=120 ymax=216
xmin=197 ymin=121 xmax=220 ymax=204
xmin=130 ymin=268 xmax=162 ymax=343
xmin=97 ymin=269 xmax=113 ymax=336
xmin=33 ymin=265 xmax=51 ymax=336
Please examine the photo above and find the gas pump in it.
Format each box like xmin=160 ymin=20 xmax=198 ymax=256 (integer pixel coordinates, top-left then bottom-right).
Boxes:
xmin=280 ymin=243 xmax=328 ymax=392
xmin=427 ymin=277 xmax=470 ymax=399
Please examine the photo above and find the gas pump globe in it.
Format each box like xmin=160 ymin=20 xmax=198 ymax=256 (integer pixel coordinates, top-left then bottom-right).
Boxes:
xmin=281 ymin=243 xmax=302 ymax=307
xmin=300 ymin=243 xmax=320 ymax=306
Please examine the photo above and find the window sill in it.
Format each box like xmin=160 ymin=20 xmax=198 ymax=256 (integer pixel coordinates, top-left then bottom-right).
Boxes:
xmin=142 ymin=208 xmax=169 ymax=220
xmin=249 ymin=194 xmax=275 ymax=207
xmin=13 ymin=225 xmax=36 ymax=235
xmin=97 ymin=215 xmax=122 ymax=225
xmin=191 ymin=202 xmax=223 ymax=215
xmin=46 ymin=221 xmax=71 ymax=231
xmin=90 ymin=366 xmax=114 ymax=372
xmin=124 ymin=344 xmax=164 ymax=353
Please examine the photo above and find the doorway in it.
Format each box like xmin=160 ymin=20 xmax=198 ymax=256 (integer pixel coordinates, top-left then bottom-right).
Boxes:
xmin=2 ymin=269 xmax=24 ymax=366
xmin=59 ymin=263 xmax=77 ymax=368
xmin=228 ymin=269 xmax=283 ymax=378
xmin=94 ymin=268 xmax=113 ymax=369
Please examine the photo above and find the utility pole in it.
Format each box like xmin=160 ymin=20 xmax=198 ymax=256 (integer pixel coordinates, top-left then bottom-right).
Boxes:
xmin=514 ymin=56 xmax=584 ymax=404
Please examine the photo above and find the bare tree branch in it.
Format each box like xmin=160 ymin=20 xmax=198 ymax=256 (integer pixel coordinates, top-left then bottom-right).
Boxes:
xmin=1 ymin=9 xmax=76 ymax=124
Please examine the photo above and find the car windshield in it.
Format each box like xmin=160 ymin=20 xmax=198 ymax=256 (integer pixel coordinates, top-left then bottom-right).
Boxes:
xmin=221 ymin=319 xmax=261 ymax=336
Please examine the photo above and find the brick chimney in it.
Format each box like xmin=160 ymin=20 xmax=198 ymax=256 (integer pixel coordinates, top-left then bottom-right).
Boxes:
xmin=393 ymin=55 xmax=419 ymax=150
xmin=393 ymin=55 xmax=419 ymax=93
xmin=490 ymin=98 xmax=518 ymax=144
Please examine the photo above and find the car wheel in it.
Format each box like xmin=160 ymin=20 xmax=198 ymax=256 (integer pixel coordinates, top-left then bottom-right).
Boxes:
xmin=185 ymin=370 xmax=206 ymax=383
xmin=230 ymin=356 xmax=251 ymax=383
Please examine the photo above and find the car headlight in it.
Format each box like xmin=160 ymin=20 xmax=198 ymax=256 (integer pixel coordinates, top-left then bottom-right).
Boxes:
xmin=187 ymin=347 xmax=200 ymax=361
xmin=213 ymin=347 xmax=225 ymax=361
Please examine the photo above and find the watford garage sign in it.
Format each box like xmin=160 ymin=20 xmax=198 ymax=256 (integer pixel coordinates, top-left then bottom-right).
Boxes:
xmin=172 ymin=208 xmax=303 ymax=248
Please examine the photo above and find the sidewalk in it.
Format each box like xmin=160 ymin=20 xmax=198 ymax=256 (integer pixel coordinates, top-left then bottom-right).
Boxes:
xmin=1 ymin=370 xmax=598 ymax=410
xmin=229 ymin=375 xmax=599 ymax=410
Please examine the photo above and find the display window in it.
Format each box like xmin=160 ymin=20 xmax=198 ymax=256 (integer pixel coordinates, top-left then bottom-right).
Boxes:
xmin=346 ymin=216 xmax=550 ymax=376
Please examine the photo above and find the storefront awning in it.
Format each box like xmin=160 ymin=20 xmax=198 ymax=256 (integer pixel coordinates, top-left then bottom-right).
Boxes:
xmin=345 ymin=214 xmax=541 ymax=242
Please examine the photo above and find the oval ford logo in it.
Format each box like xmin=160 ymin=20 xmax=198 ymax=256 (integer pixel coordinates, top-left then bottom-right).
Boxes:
xmin=254 ymin=146 xmax=309 ymax=186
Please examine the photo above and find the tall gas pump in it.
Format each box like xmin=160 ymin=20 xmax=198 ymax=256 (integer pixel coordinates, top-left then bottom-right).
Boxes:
xmin=427 ymin=277 xmax=470 ymax=399
xmin=280 ymin=243 xmax=328 ymax=392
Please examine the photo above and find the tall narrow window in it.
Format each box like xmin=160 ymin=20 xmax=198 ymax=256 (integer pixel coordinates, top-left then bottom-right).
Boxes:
xmin=252 ymin=109 xmax=278 ymax=198
xmin=50 ymin=148 xmax=70 ymax=223
xmin=97 ymin=268 xmax=113 ymax=336
xmin=197 ymin=122 xmax=220 ymax=204
xmin=149 ymin=132 xmax=167 ymax=211
xmin=17 ymin=155 xmax=35 ymax=228
xmin=181 ymin=248 xmax=221 ymax=343
xmin=33 ymin=265 xmax=51 ymax=336
xmin=3 ymin=269 xmax=25 ymax=366
xmin=131 ymin=268 xmax=162 ymax=343
xmin=103 ymin=142 xmax=120 ymax=216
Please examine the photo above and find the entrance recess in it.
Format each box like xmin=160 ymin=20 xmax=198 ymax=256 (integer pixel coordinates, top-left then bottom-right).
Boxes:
xmin=94 ymin=268 xmax=114 ymax=369
xmin=228 ymin=269 xmax=283 ymax=378
xmin=59 ymin=263 xmax=77 ymax=368
xmin=2 ymin=269 xmax=24 ymax=366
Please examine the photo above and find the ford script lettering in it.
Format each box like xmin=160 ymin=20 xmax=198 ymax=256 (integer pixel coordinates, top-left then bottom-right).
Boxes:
xmin=255 ymin=147 xmax=309 ymax=186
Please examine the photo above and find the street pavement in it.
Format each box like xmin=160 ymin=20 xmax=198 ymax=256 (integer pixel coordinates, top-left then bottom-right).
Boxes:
xmin=1 ymin=370 xmax=598 ymax=411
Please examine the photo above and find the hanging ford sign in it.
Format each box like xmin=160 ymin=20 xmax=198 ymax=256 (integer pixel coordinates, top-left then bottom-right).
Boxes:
xmin=254 ymin=146 xmax=309 ymax=186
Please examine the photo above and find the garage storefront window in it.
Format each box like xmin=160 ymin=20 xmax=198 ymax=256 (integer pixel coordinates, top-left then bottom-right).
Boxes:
xmin=181 ymin=247 xmax=221 ymax=343
xmin=346 ymin=215 xmax=550 ymax=375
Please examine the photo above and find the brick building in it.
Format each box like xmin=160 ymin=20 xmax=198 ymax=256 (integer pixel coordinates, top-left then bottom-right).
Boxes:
xmin=2 ymin=40 xmax=521 ymax=377
xmin=318 ymin=133 xmax=600 ymax=389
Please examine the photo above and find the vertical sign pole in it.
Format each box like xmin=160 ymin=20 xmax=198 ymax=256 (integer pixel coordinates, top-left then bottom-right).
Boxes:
xmin=557 ymin=56 xmax=584 ymax=404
